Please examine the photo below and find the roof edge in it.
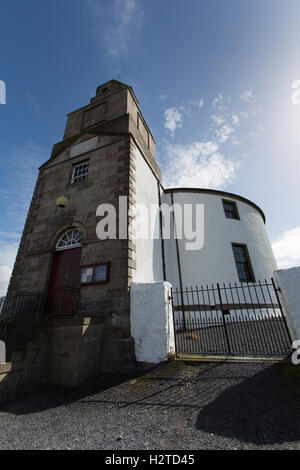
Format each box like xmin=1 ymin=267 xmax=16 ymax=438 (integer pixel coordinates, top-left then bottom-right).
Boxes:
xmin=164 ymin=187 xmax=266 ymax=224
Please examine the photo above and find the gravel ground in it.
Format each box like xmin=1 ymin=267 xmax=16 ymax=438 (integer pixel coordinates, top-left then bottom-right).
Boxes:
xmin=0 ymin=359 xmax=299 ymax=450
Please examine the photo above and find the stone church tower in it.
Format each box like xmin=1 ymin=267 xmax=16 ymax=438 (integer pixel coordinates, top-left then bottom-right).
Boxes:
xmin=8 ymin=80 xmax=162 ymax=374
xmin=6 ymin=79 xmax=278 ymax=382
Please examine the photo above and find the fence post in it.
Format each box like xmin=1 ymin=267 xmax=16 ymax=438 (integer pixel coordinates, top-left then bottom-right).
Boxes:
xmin=271 ymin=277 xmax=293 ymax=344
xmin=0 ymin=340 xmax=5 ymax=363
xmin=217 ymin=283 xmax=232 ymax=355
xmin=170 ymin=287 xmax=178 ymax=357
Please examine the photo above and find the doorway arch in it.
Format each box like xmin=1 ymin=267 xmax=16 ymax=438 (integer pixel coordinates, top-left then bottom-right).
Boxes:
xmin=47 ymin=228 xmax=84 ymax=314
xmin=56 ymin=228 xmax=84 ymax=251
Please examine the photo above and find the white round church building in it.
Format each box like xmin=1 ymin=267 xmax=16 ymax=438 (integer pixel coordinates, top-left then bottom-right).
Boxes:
xmin=133 ymin=142 xmax=277 ymax=288
xmin=161 ymin=188 xmax=277 ymax=288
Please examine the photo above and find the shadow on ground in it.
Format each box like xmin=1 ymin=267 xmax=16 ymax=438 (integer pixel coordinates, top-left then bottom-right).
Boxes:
xmin=195 ymin=361 xmax=300 ymax=445
xmin=1 ymin=359 xmax=300 ymax=448
xmin=0 ymin=374 xmax=128 ymax=415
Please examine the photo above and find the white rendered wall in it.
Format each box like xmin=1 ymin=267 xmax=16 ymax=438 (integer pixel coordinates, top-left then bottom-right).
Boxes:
xmin=274 ymin=267 xmax=300 ymax=341
xmin=130 ymin=282 xmax=175 ymax=363
xmin=162 ymin=190 xmax=277 ymax=288
xmin=133 ymin=145 xmax=164 ymax=282
xmin=0 ymin=340 xmax=5 ymax=364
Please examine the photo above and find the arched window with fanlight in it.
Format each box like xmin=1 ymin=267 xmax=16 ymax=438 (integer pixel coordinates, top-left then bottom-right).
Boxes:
xmin=56 ymin=228 xmax=84 ymax=251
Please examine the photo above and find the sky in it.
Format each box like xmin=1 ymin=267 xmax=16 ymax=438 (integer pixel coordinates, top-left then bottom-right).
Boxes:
xmin=0 ymin=0 xmax=300 ymax=295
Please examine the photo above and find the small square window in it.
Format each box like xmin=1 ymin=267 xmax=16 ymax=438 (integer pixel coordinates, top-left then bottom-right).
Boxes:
xmin=81 ymin=263 xmax=110 ymax=285
xmin=222 ymin=199 xmax=240 ymax=220
xmin=71 ymin=161 xmax=89 ymax=183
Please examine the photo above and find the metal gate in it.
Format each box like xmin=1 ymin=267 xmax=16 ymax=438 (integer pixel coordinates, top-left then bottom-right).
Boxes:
xmin=171 ymin=279 xmax=292 ymax=357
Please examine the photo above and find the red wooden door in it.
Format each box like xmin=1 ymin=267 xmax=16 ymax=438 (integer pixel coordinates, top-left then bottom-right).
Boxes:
xmin=48 ymin=247 xmax=82 ymax=291
xmin=47 ymin=247 xmax=82 ymax=314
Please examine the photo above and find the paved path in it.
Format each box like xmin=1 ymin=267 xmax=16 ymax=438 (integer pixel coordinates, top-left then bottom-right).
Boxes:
xmin=0 ymin=360 xmax=299 ymax=450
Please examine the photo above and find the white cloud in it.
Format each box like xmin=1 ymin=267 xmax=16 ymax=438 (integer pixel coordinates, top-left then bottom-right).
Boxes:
xmin=251 ymin=105 xmax=262 ymax=116
xmin=160 ymin=87 xmax=261 ymax=190
xmin=240 ymin=89 xmax=254 ymax=102
xmin=272 ymin=227 xmax=300 ymax=269
xmin=239 ymin=110 xmax=249 ymax=120
xmin=196 ymin=99 xmax=204 ymax=108
xmin=212 ymin=92 xmax=224 ymax=109
xmin=160 ymin=94 xmax=167 ymax=101
xmin=0 ymin=240 xmax=19 ymax=297
xmin=232 ymin=114 xmax=240 ymax=126
xmin=249 ymin=130 xmax=260 ymax=137
xmin=162 ymin=140 xmax=239 ymax=189
xmin=86 ymin=0 xmax=144 ymax=58
xmin=210 ymin=114 xmax=225 ymax=126
xmin=215 ymin=124 xmax=234 ymax=143
xmin=232 ymin=138 xmax=241 ymax=146
xmin=164 ymin=107 xmax=183 ymax=136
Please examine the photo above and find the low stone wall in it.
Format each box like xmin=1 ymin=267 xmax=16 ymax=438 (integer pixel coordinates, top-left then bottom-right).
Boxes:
xmin=101 ymin=337 xmax=137 ymax=375
xmin=0 ymin=331 xmax=49 ymax=404
xmin=0 ymin=316 xmax=106 ymax=403
xmin=47 ymin=316 xmax=105 ymax=387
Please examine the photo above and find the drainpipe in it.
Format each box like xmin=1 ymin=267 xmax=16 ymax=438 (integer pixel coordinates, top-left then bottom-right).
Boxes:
xmin=157 ymin=182 xmax=166 ymax=281
xmin=170 ymin=192 xmax=186 ymax=329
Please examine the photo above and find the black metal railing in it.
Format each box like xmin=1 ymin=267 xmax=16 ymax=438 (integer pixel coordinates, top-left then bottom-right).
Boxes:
xmin=46 ymin=286 xmax=80 ymax=315
xmin=0 ymin=292 xmax=46 ymax=344
xmin=0 ymin=297 xmax=5 ymax=314
xmin=171 ymin=279 xmax=292 ymax=357
xmin=0 ymin=286 xmax=80 ymax=345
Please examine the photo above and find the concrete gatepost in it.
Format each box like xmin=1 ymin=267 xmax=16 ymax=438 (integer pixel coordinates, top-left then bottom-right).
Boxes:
xmin=274 ymin=267 xmax=300 ymax=342
xmin=274 ymin=267 xmax=300 ymax=378
xmin=130 ymin=281 xmax=175 ymax=369
xmin=0 ymin=340 xmax=5 ymax=364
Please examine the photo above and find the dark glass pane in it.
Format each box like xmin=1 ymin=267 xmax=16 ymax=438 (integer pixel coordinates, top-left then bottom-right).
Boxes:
xmin=72 ymin=162 xmax=89 ymax=183
xmin=224 ymin=202 xmax=238 ymax=219
xmin=233 ymin=245 xmax=253 ymax=281
xmin=93 ymin=265 xmax=107 ymax=282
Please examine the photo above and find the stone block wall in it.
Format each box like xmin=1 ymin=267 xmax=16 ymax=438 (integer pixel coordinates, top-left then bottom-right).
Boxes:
xmin=0 ymin=331 xmax=49 ymax=404
xmin=47 ymin=317 xmax=105 ymax=387
xmin=6 ymin=79 xmax=164 ymax=377
xmin=8 ymin=134 xmax=134 ymax=335
xmin=0 ymin=316 xmax=111 ymax=403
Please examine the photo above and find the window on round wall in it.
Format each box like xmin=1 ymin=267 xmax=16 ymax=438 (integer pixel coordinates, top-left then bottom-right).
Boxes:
xmin=56 ymin=229 xmax=83 ymax=250
xmin=222 ymin=199 xmax=240 ymax=220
